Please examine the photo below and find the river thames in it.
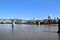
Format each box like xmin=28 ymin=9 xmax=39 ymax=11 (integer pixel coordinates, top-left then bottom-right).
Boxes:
xmin=0 ymin=24 xmax=60 ymax=40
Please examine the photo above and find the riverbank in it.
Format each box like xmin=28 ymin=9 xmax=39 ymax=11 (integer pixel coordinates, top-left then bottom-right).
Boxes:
xmin=0 ymin=23 xmax=58 ymax=26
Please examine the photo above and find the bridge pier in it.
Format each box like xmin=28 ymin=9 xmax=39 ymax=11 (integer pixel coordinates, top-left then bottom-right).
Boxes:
xmin=57 ymin=19 xmax=60 ymax=33
xmin=12 ymin=20 xmax=15 ymax=27
xmin=38 ymin=21 xmax=40 ymax=26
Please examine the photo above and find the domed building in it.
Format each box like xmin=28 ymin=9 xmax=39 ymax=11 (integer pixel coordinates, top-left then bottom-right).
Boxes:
xmin=48 ymin=14 xmax=53 ymax=20
xmin=48 ymin=14 xmax=53 ymax=24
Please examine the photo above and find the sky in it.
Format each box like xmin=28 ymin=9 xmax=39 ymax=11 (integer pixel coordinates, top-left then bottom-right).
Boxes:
xmin=0 ymin=0 xmax=60 ymax=19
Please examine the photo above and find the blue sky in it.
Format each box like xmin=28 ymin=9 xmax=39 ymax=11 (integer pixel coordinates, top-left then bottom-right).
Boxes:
xmin=0 ymin=0 xmax=60 ymax=19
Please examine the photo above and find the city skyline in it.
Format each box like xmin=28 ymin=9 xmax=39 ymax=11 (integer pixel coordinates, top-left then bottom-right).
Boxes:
xmin=0 ymin=0 xmax=60 ymax=19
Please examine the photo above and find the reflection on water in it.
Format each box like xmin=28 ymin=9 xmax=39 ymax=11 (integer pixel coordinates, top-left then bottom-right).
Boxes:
xmin=12 ymin=25 xmax=14 ymax=35
xmin=0 ymin=24 xmax=60 ymax=40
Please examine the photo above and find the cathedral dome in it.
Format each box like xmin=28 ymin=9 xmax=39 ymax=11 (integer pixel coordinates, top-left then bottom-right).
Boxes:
xmin=48 ymin=14 xmax=52 ymax=19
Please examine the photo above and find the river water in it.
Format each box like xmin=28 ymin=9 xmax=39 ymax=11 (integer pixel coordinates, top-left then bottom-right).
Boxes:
xmin=0 ymin=24 xmax=60 ymax=40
